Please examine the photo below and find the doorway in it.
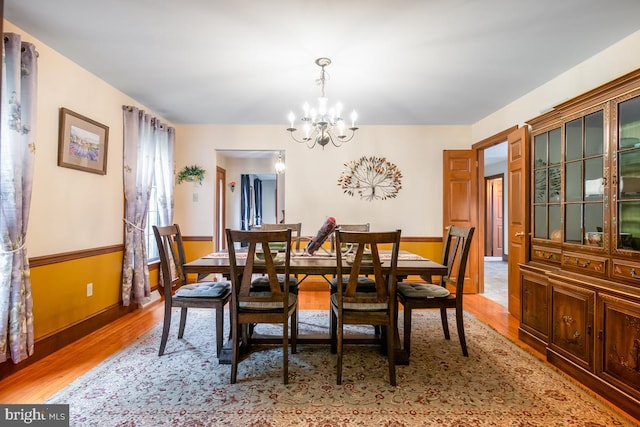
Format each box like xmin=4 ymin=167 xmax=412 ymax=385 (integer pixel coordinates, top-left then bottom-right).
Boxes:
xmin=481 ymin=141 xmax=508 ymax=308
xmin=215 ymin=166 xmax=226 ymax=251
xmin=485 ymin=174 xmax=504 ymax=258
xmin=215 ymin=150 xmax=284 ymax=246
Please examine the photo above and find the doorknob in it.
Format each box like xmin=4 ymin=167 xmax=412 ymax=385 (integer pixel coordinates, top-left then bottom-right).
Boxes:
xmin=514 ymin=231 xmax=524 ymax=237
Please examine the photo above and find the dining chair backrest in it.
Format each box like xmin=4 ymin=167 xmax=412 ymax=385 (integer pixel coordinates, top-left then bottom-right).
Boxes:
xmin=330 ymin=223 xmax=370 ymax=252
xmin=259 ymin=223 xmax=302 ymax=251
xmin=334 ymin=229 xmax=401 ymax=304
xmin=226 ymin=228 xmax=293 ymax=308
xmin=441 ymin=226 xmax=475 ymax=295
xmin=154 ymin=224 xmax=188 ymax=298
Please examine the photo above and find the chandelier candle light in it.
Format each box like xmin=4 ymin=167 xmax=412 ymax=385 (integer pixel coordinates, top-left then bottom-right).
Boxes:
xmin=287 ymin=57 xmax=358 ymax=149
xmin=275 ymin=152 xmax=285 ymax=174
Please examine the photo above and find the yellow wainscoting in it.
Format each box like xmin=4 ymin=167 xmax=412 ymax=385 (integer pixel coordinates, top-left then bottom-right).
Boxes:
xmin=30 ymin=250 xmax=124 ymax=340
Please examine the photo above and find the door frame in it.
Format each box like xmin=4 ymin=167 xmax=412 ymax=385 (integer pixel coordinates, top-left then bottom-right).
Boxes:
xmin=215 ymin=166 xmax=227 ymax=251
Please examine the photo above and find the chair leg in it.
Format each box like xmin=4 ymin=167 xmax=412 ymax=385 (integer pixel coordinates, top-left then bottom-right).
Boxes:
xmin=330 ymin=307 xmax=337 ymax=354
xmin=241 ymin=324 xmax=250 ymax=350
xmin=387 ymin=321 xmax=396 ymax=386
xmin=215 ymin=304 xmax=224 ymax=358
xmin=336 ymin=317 xmax=343 ymax=385
xmin=178 ymin=307 xmax=188 ymax=339
xmin=291 ymin=309 xmax=297 ymax=354
xmin=403 ymin=305 xmax=412 ymax=357
xmin=440 ymin=307 xmax=450 ymax=340
xmin=158 ymin=304 xmax=172 ymax=356
xmin=456 ymin=306 xmax=468 ymax=357
xmin=283 ymin=316 xmax=289 ymax=385
xmin=380 ymin=325 xmax=388 ymax=355
xmin=231 ymin=318 xmax=239 ymax=384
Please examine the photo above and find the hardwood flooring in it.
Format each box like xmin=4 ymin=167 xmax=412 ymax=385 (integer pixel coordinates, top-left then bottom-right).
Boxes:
xmin=0 ymin=289 xmax=636 ymax=424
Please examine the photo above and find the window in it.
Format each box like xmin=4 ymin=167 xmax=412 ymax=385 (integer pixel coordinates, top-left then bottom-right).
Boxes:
xmin=146 ymin=183 xmax=160 ymax=262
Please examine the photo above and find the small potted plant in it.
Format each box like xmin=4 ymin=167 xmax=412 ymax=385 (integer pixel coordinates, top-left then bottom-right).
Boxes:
xmin=177 ymin=164 xmax=206 ymax=185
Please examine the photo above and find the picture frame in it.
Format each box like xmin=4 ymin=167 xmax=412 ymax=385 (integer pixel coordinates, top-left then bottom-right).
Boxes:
xmin=58 ymin=107 xmax=109 ymax=175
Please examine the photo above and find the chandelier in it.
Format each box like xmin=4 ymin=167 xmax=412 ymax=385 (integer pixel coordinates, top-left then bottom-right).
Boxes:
xmin=287 ymin=57 xmax=358 ymax=149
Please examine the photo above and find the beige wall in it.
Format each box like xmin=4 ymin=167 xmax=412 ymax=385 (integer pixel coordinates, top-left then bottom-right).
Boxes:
xmin=173 ymin=125 xmax=472 ymax=241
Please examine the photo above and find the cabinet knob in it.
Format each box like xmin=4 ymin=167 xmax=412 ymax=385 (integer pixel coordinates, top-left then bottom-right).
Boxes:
xmin=598 ymin=330 xmax=603 ymax=340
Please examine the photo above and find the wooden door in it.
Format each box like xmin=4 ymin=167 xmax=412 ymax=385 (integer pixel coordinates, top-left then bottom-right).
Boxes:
xmin=215 ymin=166 xmax=226 ymax=251
xmin=443 ymin=150 xmax=478 ymax=292
xmin=485 ymin=175 xmax=504 ymax=257
xmin=507 ymin=126 xmax=529 ymax=319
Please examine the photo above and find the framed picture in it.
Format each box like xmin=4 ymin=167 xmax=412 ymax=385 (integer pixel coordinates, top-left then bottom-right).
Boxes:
xmin=58 ymin=107 xmax=109 ymax=175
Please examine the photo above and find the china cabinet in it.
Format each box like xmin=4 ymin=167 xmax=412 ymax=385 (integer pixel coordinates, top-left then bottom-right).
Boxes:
xmin=520 ymin=68 xmax=640 ymax=419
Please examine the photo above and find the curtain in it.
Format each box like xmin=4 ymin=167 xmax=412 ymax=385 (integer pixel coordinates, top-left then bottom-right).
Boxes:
xmin=0 ymin=33 xmax=38 ymax=364
xmin=154 ymin=124 xmax=175 ymax=228
xmin=240 ymin=174 xmax=251 ymax=230
xmin=122 ymin=106 xmax=174 ymax=306
xmin=253 ymin=177 xmax=262 ymax=226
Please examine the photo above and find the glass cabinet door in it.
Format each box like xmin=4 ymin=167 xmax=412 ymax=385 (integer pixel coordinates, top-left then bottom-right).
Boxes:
xmin=616 ymin=94 xmax=640 ymax=251
xmin=564 ymin=110 xmax=605 ymax=247
xmin=533 ymin=128 xmax=562 ymax=241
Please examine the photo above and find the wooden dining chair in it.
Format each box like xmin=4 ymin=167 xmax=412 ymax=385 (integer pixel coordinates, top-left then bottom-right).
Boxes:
xmin=248 ymin=223 xmax=301 ymax=337
xmin=226 ymin=228 xmax=298 ymax=384
xmin=397 ymin=226 xmax=475 ymax=357
xmin=330 ymin=229 xmax=401 ymax=386
xmin=329 ymin=223 xmax=374 ymax=292
xmin=153 ymin=224 xmax=231 ymax=358
xmin=329 ymin=223 xmax=370 ymax=253
xmin=259 ymin=222 xmax=302 ymax=251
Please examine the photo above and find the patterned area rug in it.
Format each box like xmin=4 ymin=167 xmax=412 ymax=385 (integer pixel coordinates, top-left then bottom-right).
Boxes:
xmin=46 ymin=309 xmax=634 ymax=426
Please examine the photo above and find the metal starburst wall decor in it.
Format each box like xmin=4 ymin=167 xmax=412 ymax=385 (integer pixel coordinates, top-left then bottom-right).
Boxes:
xmin=337 ymin=156 xmax=403 ymax=201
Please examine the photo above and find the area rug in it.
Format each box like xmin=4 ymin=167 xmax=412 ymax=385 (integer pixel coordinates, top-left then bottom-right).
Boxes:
xmin=46 ymin=309 xmax=635 ymax=426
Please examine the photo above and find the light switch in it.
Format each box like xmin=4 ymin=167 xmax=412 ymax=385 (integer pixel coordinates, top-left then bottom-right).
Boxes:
xmin=193 ymin=193 xmax=198 ymax=202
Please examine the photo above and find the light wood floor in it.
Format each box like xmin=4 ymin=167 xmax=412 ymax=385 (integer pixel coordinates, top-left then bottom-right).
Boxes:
xmin=0 ymin=290 xmax=635 ymax=424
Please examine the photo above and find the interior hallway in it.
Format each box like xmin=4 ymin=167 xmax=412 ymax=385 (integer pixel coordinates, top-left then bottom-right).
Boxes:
xmin=483 ymin=256 xmax=508 ymax=307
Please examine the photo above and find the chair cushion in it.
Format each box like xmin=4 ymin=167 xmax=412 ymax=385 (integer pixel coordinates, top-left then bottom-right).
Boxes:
xmin=175 ymin=281 xmax=230 ymax=298
xmin=329 ymin=276 xmax=376 ymax=292
xmin=330 ymin=293 xmax=388 ymax=311
xmin=398 ymin=282 xmax=450 ymax=298
xmin=250 ymin=275 xmax=299 ymax=294
xmin=239 ymin=292 xmax=297 ymax=310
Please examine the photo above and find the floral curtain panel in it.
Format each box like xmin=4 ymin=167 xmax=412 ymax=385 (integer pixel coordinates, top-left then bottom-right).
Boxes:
xmin=0 ymin=33 xmax=38 ymax=364
xmin=122 ymin=106 xmax=174 ymax=306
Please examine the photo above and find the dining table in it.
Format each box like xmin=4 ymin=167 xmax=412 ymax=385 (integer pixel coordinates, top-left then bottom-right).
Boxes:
xmin=183 ymin=249 xmax=448 ymax=365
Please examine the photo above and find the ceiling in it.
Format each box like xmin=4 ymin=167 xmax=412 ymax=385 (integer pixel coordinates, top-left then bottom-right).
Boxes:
xmin=5 ymin=1 xmax=640 ymax=126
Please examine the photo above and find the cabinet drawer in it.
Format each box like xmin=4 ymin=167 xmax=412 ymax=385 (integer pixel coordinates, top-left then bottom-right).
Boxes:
xmin=611 ymin=259 xmax=640 ymax=285
xmin=532 ymin=245 xmax=561 ymax=264
xmin=561 ymin=251 xmax=608 ymax=278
